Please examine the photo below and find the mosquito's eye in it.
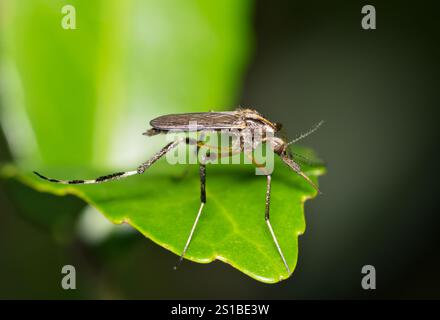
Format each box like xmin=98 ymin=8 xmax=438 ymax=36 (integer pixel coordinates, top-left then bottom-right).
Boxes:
xmin=275 ymin=122 xmax=283 ymax=131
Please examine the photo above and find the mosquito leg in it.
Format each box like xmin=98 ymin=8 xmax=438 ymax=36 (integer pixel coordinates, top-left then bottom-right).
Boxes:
xmin=34 ymin=139 xmax=183 ymax=185
xmin=173 ymin=138 xmax=243 ymax=269
xmin=137 ymin=139 xmax=182 ymax=173
xmin=174 ymin=163 xmax=207 ymax=269
xmin=265 ymin=174 xmax=291 ymax=274
xmin=172 ymin=139 xmax=244 ymax=268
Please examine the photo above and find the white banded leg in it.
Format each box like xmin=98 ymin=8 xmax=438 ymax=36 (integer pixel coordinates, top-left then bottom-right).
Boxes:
xmin=174 ymin=163 xmax=206 ymax=269
xmin=34 ymin=139 xmax=183 ymax=185
xmin=172 ymin=142 xmax=247 ymax=269
xmin=265 ymin=174 xmax=290 ymax=274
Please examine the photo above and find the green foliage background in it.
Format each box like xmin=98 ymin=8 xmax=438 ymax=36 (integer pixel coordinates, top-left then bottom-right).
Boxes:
xmin=1 ymin=0 xmax=251 ymax=167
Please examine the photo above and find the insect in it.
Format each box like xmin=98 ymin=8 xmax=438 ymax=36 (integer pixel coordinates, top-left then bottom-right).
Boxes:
xmin=34 ymin=108 xmax=323 ymax=273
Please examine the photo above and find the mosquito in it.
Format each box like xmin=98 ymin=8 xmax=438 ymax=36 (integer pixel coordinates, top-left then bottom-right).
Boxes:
xmin=34 ymin=108 xmax=323 ymax=273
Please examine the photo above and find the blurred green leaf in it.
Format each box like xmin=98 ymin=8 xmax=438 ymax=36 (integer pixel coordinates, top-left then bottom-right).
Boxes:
xmin=2 ymin=154 xmax=324 ymax=283
xmin=1 ymin=178 xmax=84 ymax=242
xmin=0 ymin=0 xmax=252 ymax=167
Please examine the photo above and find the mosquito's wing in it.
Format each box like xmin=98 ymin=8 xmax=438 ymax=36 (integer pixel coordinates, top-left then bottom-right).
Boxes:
xmin=150 ymin=112 xmax=246 ymax=131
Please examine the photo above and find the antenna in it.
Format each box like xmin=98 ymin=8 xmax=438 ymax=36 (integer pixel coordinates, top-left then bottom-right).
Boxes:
xmin=286 ymin=120 xmax=324 ymax=146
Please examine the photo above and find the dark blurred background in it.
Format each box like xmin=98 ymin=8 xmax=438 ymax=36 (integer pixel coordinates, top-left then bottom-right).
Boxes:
xmin=0 ymin=0 xmax=439 ymax=299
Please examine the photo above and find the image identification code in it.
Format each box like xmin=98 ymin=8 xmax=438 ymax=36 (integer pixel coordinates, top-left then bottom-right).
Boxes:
xmin=171 ymin=304 xmax=270 ymax=317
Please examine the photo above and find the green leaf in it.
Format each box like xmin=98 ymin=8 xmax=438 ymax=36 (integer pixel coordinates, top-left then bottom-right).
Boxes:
xmin=1 ymin=153 xmax=324 ymax=283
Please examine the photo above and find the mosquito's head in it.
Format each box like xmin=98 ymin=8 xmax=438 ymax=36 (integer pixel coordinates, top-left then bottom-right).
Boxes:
xmin=270 ymin=136 xmax=289 ymax=155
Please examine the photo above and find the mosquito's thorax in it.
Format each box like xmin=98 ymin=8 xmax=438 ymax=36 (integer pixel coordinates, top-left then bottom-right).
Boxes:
xmin=231 ymin=109 xmax=287 ymax=155
xmin=238 ymin=108 xmax=280 ymax=132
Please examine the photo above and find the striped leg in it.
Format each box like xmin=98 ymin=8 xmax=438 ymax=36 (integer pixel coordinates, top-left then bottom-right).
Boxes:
xmin=33 ymin=139 xmax=184 ymax=185
xmin=174 ymin=163 xmax=206 ymax=269
xmin=265 ymin=174 xmax=290 ymax=274
xmin=173 ymin=142 xmax=245 ymax=269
